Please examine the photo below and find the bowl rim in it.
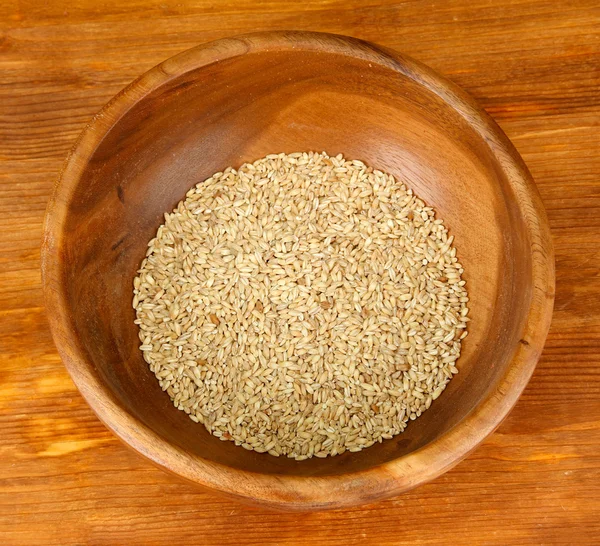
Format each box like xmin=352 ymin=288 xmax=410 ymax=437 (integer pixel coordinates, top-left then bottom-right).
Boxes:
xmin=41 ymin=30 xmax=555 ymax=510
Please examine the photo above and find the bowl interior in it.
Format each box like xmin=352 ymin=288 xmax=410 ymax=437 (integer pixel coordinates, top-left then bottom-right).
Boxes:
xmin=58 ymin=45 xmax=532 ymax=477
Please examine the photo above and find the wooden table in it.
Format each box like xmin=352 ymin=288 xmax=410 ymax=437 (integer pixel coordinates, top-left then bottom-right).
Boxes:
xmin=1 ymin=1 xmax=598 ymax=543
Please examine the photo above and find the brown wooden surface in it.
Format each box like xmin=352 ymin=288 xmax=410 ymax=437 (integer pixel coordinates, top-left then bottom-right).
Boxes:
xmin=1 ymin=0 xmax=598 ymax=543
xmin=41 ymin=29 xmax=555 ymax=511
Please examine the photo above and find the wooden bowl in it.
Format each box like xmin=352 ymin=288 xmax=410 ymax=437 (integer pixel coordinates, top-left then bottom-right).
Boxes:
xmin=41 ymin=31 xmax=554 ymax=510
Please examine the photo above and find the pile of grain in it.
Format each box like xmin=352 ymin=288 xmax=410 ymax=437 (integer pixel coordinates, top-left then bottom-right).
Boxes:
xmin=133 ymin=152 xmax=469 ymax=460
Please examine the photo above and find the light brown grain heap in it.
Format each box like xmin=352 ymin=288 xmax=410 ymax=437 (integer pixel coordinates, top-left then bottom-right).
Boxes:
xmin=133 ymin=152 xmax=469 ymax=460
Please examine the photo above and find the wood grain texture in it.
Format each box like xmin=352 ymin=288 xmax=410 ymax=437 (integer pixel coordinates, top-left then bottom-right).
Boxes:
xmin=1 ymin=0 xmax=599 ymax=542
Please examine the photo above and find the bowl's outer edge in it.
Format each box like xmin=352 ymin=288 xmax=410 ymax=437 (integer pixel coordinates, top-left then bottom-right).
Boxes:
xmin=41 ymin=30 xmax=555 ymax=511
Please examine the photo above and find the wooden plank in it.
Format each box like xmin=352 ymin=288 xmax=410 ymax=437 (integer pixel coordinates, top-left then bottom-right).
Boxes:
xmin=1 ymin=0 xmax=599 ymax=543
